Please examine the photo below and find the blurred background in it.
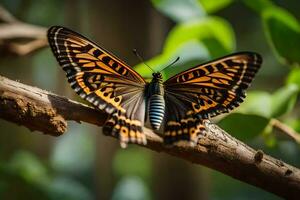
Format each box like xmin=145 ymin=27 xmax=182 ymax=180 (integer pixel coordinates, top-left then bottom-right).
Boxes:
xmin=0 ymin=0 xmax=300 ymax=199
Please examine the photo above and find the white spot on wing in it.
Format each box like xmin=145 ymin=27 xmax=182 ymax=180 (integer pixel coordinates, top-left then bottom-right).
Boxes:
xmin=54 ymin=27 xmax=63 ymax=54
xmin=233 ymin=60 xmax=247 ymax=91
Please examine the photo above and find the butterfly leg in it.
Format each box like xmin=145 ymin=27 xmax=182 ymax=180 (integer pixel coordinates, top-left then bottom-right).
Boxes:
xmin=103 ymin=112 xmax=147 ymax=148
xmin=164 ymin=117 xmax=207 ymax=146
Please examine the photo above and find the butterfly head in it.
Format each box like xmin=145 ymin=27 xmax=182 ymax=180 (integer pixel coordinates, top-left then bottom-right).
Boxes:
xmin=152 ymin=72 xmax=163 ymax=81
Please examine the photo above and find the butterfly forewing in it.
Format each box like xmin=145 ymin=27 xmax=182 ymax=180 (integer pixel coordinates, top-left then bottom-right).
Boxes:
xmin=164 ymin=52 xmax=262 ymax=144
xmin=47 ymin=26 xmax=147 ymax=147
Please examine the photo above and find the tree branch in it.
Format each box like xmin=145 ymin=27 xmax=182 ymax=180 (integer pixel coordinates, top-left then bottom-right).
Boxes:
xmin=0 ymin=5 xmax=47 ymax=55
xmin=1 ymin=74 xmax=300 ymax=199
xmin=0 ymin=5 xmax=19 ymax=23
xmin=271 ymin=118 xmax=300 ymax=143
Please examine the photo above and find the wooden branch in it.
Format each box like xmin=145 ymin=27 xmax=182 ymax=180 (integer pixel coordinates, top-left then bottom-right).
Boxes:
xmin=0 ymin=75 xmax=107 ymax=135
xmin=0 ymin=5 xmax=19 ymax=23
xmin=1 ymin=75 xmax=300 ymax=199
xmin=7 ymin=38 xmax=48 ymax=56
xmin=0 ymin=5 xmax=47 ymax=55
xmin=271 ymin=118 xmax=300 ymax=143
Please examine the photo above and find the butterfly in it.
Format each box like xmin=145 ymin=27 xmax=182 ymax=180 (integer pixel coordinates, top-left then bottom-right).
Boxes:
xmin=47 ymin=26 xmax=262 ymax=148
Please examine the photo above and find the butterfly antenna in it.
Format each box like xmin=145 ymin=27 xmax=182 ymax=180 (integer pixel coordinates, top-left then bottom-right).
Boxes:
xmin=132 ymin=49 xmax=155 ymax=73
xmin=159 ymin=56 xmax=180 ymax=73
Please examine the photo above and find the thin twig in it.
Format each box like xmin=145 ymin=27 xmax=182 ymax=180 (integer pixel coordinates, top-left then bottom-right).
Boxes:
xmin=8 ymin=38 xmax=48 ymax=56
xmin=0 ymin=5 xmax=47 ymax=55
xmin=271 ymin=118 xmax=300 ymax=143
xmin=0 ymin=5 xmax=19 ymax=23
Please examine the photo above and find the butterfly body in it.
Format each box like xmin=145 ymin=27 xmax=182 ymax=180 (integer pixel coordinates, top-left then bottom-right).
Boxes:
xmin=47 ymin=26 xmax=262 ymax=148
xmin=147 ymin=72 xmax=165 ymax=130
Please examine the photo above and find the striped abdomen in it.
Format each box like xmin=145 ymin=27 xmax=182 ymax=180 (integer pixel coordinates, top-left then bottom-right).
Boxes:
xmin=149 ymin=94 xmax=165 ymax=130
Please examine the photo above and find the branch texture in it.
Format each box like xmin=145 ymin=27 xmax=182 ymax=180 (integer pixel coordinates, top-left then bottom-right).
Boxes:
xmin=1 ymin=75 xmax=300 ymax=199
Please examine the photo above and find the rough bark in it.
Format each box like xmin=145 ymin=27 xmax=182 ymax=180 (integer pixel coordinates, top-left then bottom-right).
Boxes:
xmin=1 ymin=75 xmax=300 ymax=199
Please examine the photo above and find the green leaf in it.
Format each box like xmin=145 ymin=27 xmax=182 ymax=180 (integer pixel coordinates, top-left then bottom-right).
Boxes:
xmin=237 ymin=91 xmax=272 ymax=118
xmin=198 ymin=0 xmax=233 ymax=13
xmin=134 ymin=17 xmax=235 ymax=78
xmin=239 ymin=86 xmax=299 ymax=119
xmin=8 ymin=151 xmax=49 ymax=185
xmin=263 ymin=6 xmax=300 ymax=65
xmin=242 ymin=0 xmax=274 ymax=13
xmin=164 ymin=17 xmax=235 ymax=57
xmin=134 ymin=41 xmax=210 ymax=78
xmin=218 ymin=113 xmax=269 ymax=140
xmin=134 ymin=54 xmax=165 ymax=78
xmin=151 ymin=0 xmax=204 ymax=22
xmin=271 ymin=84 xmax=299 ymax=118
xmin=287 ymin=67 xmax=300 ymax=87
xmin=162 ymin=41 xmax=210 ymax=78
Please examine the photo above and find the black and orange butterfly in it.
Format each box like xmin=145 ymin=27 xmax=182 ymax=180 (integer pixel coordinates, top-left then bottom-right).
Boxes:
xmin=47 ymin=26 xmax=262 ymax=148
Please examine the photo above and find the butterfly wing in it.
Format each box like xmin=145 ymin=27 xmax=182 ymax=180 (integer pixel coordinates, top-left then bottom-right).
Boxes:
xmin=47 ymin=26 xmax=147 ymax=147
xmin=164 ymin=52 xmax=262 ymax=145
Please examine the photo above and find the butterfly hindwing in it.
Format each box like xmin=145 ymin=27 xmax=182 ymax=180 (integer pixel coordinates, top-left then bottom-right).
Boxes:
xmin=164 ymin=52 xmax=262 ymax=144
xmin=47 ymin=26 xmax=147 ymax=146
xmin=164 ymin=117 xmax=206 ymax=146
xmin=103 ymin=112 xmax=146 ymax=148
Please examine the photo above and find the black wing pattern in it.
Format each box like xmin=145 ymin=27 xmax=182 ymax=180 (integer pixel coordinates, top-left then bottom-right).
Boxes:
xmin=48 ymin=26 xmax=147 ymax=147
xmin=164 ymin=52 xmax=262 ymax=145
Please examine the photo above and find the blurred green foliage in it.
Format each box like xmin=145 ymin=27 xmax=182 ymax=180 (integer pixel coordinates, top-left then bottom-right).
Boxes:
xmin=112 ymin=147 xmax=152 ymax=182
xmin=1 ymin=0 xmax=300 ymax=200
xmin=219 ymin=114 xmax=269 ymax=140
xmin=51 ymin=124 xmax=96 ymax=174
xmin=0 ymin=151 xmax=92 ymax=200
xmin=112 ymin=176 xmax=151 ymax=200
xmin=263 ymin=6 xmax=300 ymax=65
xmin=135 ymin=16 xmax=235 ymax=79
xmin=147 ymin=0 xmax=300 ymax=151
xmin=198 ymin=0 xmax=233 ymax=13
xmin=151 ymin=0 xmax=205 ymax=22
